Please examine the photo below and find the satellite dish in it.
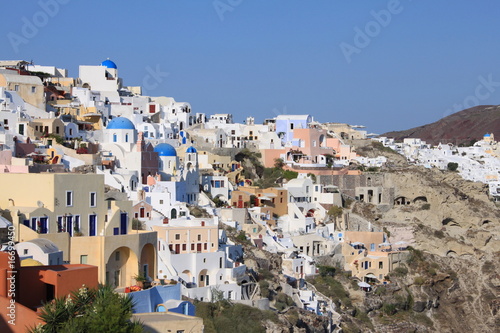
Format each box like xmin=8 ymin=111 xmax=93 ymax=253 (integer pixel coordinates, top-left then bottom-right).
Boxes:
xmin=37 ymin=200 xmax=44 ymax=208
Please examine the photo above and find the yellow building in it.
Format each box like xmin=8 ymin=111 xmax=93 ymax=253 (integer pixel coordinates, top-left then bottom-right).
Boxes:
xmin=342 ymin=231 xmax=391 ymax=282
xmin=0 ymin=71 xmax=45 ymax=109
xmin=0 ymin=173 xmax=157 ymax=288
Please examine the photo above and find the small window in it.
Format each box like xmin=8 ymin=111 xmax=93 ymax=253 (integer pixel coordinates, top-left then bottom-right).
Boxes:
xmin=31 ymin=86 xmax=36 ymax=93
xmin=159 ymin=200 xmax=164 ymax=204
xmin=191 ymin=244 xmax=195 ymax=251
xmin=175 ymin=234 xmax=180 ymax=240
xmin=23 ymin=249 xmax=28 ymax=255
xmin=66 ymin=191 xmax=73 ymax=207
xmin=115 ymin=251 xmax=120 ymax=261
xmin=14 ymin=85 xmax=19 ymax=91
xmin=182 ymin=244 xmax=186 ymax=251
xmin=197 ymin=234 xmax=201 ymax=241
xmin=80 ymin=255 xmax=88 ymax=264
xmin=90 ymin=192 xmax=97 ymax=207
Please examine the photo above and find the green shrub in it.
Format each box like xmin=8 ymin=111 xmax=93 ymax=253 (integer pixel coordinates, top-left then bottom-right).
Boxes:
xmin=447 ymin=162 xmax=459 ymax=172
xmin=421 ymin=203 xmax=431 ymax=210
xmin=382 ymin=303 xmax=397 ymax=315
xmin=390 ymin=266 xmax=408 ymax=277
xmin=413 ymin=276 xmax=425 ymax=285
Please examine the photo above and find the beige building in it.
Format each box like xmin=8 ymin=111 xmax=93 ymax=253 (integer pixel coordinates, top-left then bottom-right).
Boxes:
xmin=0 ymin=173 xmax=157 ymax=288
xmin=0 ymin=70 xmax=45 ymax=109
xmin=152 ymin=221 xmax=218 ymax=255
xmin=342 ymin=231 xmax=391 ymax=282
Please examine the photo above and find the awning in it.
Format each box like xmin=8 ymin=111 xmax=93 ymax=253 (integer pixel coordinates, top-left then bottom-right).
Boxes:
xmin=358 ymin=281 xmax=371 ymax=288
xmin=351 ymin=242 xmax=364 ymax=246
xmin=365 ymin=273 xmax=377 ymax=279
xmin=378 ymin=242 xmax=392 ymax=247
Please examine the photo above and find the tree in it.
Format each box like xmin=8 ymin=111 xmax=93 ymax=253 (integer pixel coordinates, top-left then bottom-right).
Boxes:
xmin=30 ymin=285 xmax=142 ymax=333
xmin=447 ymin=162 xmax=459 ymax=172
xmin=273 ymin=158 xmax=284 ymax=169
xmin=327 ymin=205 xmax=343 ymax=229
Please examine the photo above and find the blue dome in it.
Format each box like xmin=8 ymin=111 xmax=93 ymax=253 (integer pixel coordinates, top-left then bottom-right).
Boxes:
xmin=186 ymin=146 xmax=197 ymax=153
xmin=101 ymin=59 xmax=117 ymax=69
xmin=155 ymin=143 xmax=177 ymax=157
xmin=106 ymin=117 xmax=135 ymax=130
xmin=484 ymin=133 xmax=491 ymax=137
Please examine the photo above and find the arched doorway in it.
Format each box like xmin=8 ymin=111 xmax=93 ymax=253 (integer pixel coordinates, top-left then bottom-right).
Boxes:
xmin=106 ymin=246 xmax=138 ymax=288
xmin=140 ymin=243 xmax=155 ymax=280
xmin=198 ymin=269 xmax=209 ymax=287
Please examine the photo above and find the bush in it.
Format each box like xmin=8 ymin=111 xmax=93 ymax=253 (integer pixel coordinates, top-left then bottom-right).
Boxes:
xmin=447 ymin=162 xmax=459 ymax=172
xmin=259 ymin=280 xmax=270 ymax=299
xmin=283 ymin=170 xmax=298 ymax=180
xmin=390 ymin=266 xmax=408 ymax=277
xmin=413 ymin=276 xmax=425 ymax=285
xmin=382 ymin=303 xmax=397 ymax=315
xmin=131 ymin=218 xmax=144 ymax=230
xmin=318 ymin=265 xmax=336 ymax=277
xmin=421 ymin=203 xmax=431 ymax=210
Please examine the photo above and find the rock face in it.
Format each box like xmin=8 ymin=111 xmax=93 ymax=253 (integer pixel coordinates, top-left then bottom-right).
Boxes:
xmin=354 ymin=164 xmax=500 ymax=332
xmin=382 ymin=105 xmax=500 ymax=145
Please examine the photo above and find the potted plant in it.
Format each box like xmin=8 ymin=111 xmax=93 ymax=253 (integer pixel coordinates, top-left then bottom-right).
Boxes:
xmin=133 ymin=273 xmax=147 ymax=288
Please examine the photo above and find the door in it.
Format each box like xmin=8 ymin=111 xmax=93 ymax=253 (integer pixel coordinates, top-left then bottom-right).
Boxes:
xmin=175 ymin=244 xmax=180 ymax=254
xmin=140 ymin=207 xmax=145 ymax=218
xmin=39 ymin=217 xmax=48 ymax=234
xmin=66 ymin=216 xmax=73 ymax=236
xmin=89 ymin=215 xmax=96 ymax=236
xmin=120 ymin=213 xmax=127 ymax=235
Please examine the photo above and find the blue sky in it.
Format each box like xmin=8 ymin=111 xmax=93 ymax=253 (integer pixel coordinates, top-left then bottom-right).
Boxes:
xmin=2 ymin=0 xmax=500 ymax=134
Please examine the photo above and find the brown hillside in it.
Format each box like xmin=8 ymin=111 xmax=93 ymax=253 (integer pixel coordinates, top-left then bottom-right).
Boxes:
xmin=382 ymin=105 xmax=500 ymax=145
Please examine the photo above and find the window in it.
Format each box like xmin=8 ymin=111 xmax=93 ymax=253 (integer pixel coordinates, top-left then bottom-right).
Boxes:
xmin=23 ymin=249 xmax=28 ymax=255
xmin=31 ymin=86 xmax=36 ymax=93
xmin=191 ymin=244 xmax=195 ymax=251
xmin=370 ymin=243 xmax=375 ymax=251
xmin=175 ymin=234 xmax=180 ymax=240
xmin=197 ymin=234 xmax=201 ymax=241
xmin=115 ymin=251 xmax=120 ymax=261
xmin=182 ymin=244 xmax=186 ymax=251
xmin=56 ymin=126 xmax=59 ymax=134
xmin=379 ymin=262 xmax=383 ymax=269
xmin=66 ymin=191 xmax=73 ymax=207
xmin=80 ymin=255 xmax=88 ymax=264
xmin=159 ymin=200 xmax=163 ymax=204
xmin=14 ymin=85 xmax=19 ymax=91
xmin=90 ymin=192 xmax=97 ymax=207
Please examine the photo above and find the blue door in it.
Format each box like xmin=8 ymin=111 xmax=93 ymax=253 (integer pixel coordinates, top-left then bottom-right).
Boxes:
xmin=89 ymin=215 xmax=96 ymax=236
xmin=31 ymin=218 xmax=37 ymax=231
xmin=39 ymin=217 xmax=48 ymax=234
xmin=120 ymin=213 xmax=127 ymax=235
xmin=23 ymin=220 xmax=29 ymax=227
xmin=67 ymin=216 xmax=73 ymax=236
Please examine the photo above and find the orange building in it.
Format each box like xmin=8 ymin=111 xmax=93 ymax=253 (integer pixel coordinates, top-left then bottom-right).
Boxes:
xmin=230 ymin=186 xmax=288 ymax=217
xmin=0 ymin=250 xmax=98 ymax=332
